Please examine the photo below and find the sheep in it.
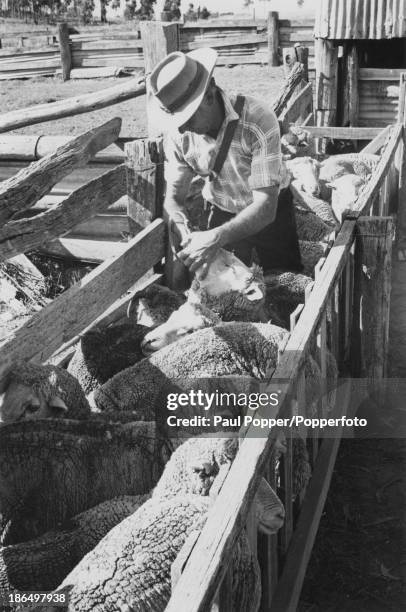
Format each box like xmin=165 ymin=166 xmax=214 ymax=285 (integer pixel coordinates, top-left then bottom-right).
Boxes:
xmin=0 ymin=419 xmax=171 ymax=545
xmin=295 ymin=206 xmax=334 ymax=242
xmin=299 ymin=240 xmax=328 ymax=277
xmin=47 ymin=437 xmax=284 ymax=612
xmin=281 ymin=126 xmax=314 ymax=158
xmin=330 ymin=174 xmax=366 ymax=223
xmin=0 ymin=494 xmax=150 ymax=594
xmin=263 ymin=269 xmax=313 ymax=328
xmin=51 ymin=496 xmax=261 ymax=612
xmin=151 ymin=435 xmax=286 ymax=536
xmin=0 ymin=362 xmax=90 ymax=426
xmin=128 ymin=284 xmax=186 ymax=327
xmin=318 ymin=154 xmax=375 ymax=201
xmin=285 ymin=156 xmax=320 ymax=197
xmin=67 ymin=322 xmax=150 ymax=395
xmin=94 ymin=322 xmax=289 ymax=421
xmin=290 ymin=179 xmax=338 ymax=227
xmin=128 ymin=249 xmax=266 ymax=328
xmin=142 ymin=301 xmax=221 ymax=356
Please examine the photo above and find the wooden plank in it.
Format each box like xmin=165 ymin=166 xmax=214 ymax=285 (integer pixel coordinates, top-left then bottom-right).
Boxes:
xmin=0 ymin=117 xmax=121 ymax=225
xmin=72 ymin=57 xmax=145 ymax=69
xmin=140 ymin=21 xmax=179 ymax=138
xmin=39 ymin=237 xmax=127 ymax=263
xmin=355 ymin=217 xmax=393 ymax=381
xmin=269 ymin=383 xmax=351 ymax=612
xmin=0 ymin=135 xmax=130 ymax=162
xmin=0 ymin=218 xmax=165 ymax=368
xmin=181 ymin=33 xmax=267 ymax=50
xmin=279 ymin=82 xmax=312 ymax=129
xmin=71 ymin=40 xmax=144 ymax=50
xmin=68 ymin=214 xmax=129 ymax=240
xmin=0 ymin=78 xmax=145 ymax=133
xmin=360 ymin=68 xmax=404 ymax=81
xmin=58 ymin=22 xmax=71 ymax=81
xmin=268 ymin=11 xmax=279 ymax=66
xmin=125 ymin=138 xmax=164 ymax=233
xmin=315 ymin=38 xmax=338 ymax=137
xmin=272 ymin=62 xmax=305 ymax=117
xmin=0 ymin=165 xmax=126 ymax=261
xmin=348 ymin=124 xmax=403 ymax=216
xmin=301 ymin=125 xmax=384 ymax=139
xmin=361 ymin=125 xmax=392 ymax=154
xmin=280 ymin=428 xmax=293 ymax=555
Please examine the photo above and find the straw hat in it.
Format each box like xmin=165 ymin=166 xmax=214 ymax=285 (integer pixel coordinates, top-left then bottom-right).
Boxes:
xmin=147 ymin=48 xmax=218 ymax=129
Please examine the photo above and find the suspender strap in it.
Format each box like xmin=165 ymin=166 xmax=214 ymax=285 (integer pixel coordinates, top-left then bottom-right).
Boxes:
xmin=210 ymin=95 xmax=245 ymax=180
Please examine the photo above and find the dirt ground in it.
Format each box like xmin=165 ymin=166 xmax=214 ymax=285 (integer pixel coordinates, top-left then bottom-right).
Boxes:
xmin=0 ymin=65 xmax=286 ymax=138
xmin=1 ymin=62 xmax=405 ymax=609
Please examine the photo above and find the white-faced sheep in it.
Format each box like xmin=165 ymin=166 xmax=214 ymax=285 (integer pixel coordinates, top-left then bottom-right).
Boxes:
xmin=285 ymin=156 xmax=320 ymax=197
xmin=0 ymin=362 xmax=90 ymax=426
xmin=0 ymin=494 xmax=150 ymax=594
xmin=142 ymin=301 xmax=221 ymax=356
xmin=47 ymin=437 xmax=284 ymax=612
xmin=67 ymin=322 xmax=150 ymax=395
xmin=330 ymin=174 xmax=366 ymax=223
xmin=281 ymin=126 xmax=314 ymax=158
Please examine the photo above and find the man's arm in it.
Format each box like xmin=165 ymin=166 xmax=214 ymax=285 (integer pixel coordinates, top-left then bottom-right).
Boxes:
xmin=178 ymin=185 xmax=279 ymax=272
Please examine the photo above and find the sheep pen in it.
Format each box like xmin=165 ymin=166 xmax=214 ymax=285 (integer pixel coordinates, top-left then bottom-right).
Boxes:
xmin=0 ymin=43 xmax=402 ymax=612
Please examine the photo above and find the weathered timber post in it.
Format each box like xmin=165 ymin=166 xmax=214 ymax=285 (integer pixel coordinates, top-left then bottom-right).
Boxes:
xmin=267 ymin=11 xmax=279 ymax=66
xmin=396 ymin=76 xmax=406 ymax=253
xmin=139 ymin=21 xmax=181 ymax=288
xmin=351 ymin=217 xmax=393 ymax=380
xmin=140 ymin=21 xmax=180 ymax=137
xmin=314 ymin=38 xmax=338 ymax=152
xmin=125 ymin=138 xmax=165 ymax=235
xmin=294 ymin=43 xmax=309 ymax=82
xmin=283 ymin=47 xmax=296 ymax=77
xmin=58 ymin=22 xmax=71 ymax=81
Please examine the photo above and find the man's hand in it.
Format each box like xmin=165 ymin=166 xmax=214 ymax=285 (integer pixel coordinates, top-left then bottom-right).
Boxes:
xmin=177 ymin=229 xmax=222 ymax=274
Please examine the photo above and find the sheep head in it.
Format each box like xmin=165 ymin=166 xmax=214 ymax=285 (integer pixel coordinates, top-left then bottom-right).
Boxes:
xmin=0 ymin=362 xmax=89 ymax=426
xmin=190 ymin=249 xmax=266 ymax=321
xmin=0 ymin=363 xmax=68 ymax=425
xmin=285 ymin=156 xmax=321 ymax=197
xmin=141 ymin=302 xmax=221 ymax=355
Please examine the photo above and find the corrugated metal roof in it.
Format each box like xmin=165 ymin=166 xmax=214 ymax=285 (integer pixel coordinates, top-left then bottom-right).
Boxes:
xmin=315 ymin=0 xmax=406 ymax=39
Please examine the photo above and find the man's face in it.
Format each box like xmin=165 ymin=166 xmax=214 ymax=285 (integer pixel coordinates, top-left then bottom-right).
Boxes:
xmin=178 ymin=93 xmax=215 ymax=135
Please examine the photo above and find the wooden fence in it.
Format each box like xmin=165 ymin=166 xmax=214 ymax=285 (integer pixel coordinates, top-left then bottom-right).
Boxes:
xmin=0 ymin=15 xmax=315 ymax=79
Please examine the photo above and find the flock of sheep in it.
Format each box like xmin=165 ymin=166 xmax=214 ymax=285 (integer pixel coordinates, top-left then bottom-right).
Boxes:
xmin=0 ymin=127 xmax=378 ymax=611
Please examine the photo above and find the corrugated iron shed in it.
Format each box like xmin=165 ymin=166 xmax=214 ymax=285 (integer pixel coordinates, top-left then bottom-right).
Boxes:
xmin=315 ymin=0 xmax=406 ymax=39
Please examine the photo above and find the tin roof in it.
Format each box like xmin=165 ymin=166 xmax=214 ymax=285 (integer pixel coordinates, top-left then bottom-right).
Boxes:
xmin=314 ymin=0 xmax=406 ymax=39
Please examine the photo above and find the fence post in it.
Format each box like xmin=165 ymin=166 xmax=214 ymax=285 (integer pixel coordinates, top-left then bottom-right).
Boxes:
xmin=282 ymin=47 xmax=296 ymax=77
xmin=351 ymin=217 xmax=393 ymax=381
xmin=58 ymin=22 xmax=71 ymax=81
xmin=140 ymin=21 xmax=180 ymax=138
xmin=294 ymin=43 xmax=309 ymax=82
xmin=267 ymin=11 xmax=279 ymax=66
xmin=125 ymin=138 xmax=165 ymax=236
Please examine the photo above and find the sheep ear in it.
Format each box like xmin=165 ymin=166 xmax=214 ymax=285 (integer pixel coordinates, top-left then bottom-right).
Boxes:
xmin=48 ymin=395 xmax=68 ymax=416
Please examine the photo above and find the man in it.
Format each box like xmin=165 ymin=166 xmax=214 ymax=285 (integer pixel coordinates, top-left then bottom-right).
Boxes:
xmin=148 ymin=48 xmax=302 ymax=282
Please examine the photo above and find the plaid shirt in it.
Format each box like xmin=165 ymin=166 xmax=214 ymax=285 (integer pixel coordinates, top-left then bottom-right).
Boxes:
xmin=164 ymin=88 xmax=289 ymax=214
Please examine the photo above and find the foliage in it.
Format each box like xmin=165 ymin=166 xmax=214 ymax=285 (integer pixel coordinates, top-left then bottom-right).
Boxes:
xmin=77 ymin=0 xmax=95 ymax=24
xmin=135 ymin=0 xmax=155 ymax=20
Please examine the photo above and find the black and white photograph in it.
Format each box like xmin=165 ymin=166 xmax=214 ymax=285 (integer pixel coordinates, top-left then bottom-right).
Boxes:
xmin=0 ymin=0 xmax=405 ymax=610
